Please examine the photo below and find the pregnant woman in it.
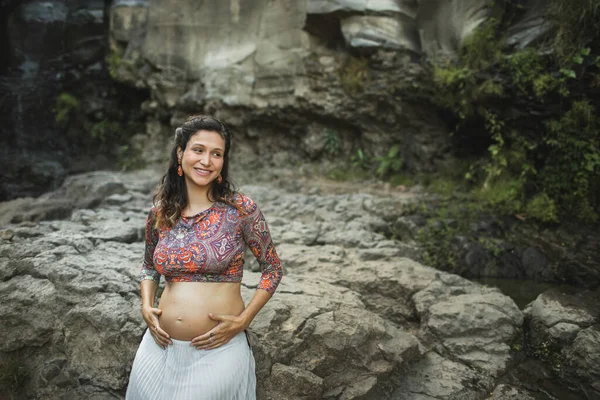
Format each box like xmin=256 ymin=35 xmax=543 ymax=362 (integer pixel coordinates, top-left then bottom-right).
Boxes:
xmin=126 ymin=115 xmax=283 ymax=400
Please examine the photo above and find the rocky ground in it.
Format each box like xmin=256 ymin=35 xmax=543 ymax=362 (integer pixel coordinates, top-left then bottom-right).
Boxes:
xmin=0 ymin=167 xmax=598 ymax=399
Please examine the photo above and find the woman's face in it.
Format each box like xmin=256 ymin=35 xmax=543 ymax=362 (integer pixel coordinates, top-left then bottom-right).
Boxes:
xmin=178 ymin=130 xmax=226 ymax=189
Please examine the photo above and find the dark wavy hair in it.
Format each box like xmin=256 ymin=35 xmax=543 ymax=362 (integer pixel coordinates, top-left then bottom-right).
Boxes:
xmin=153 ymin=114 xmax=238 ymax=228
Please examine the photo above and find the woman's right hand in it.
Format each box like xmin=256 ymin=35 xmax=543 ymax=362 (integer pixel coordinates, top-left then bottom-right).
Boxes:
xmin=142 ymin=305 xmax=172 ymax=349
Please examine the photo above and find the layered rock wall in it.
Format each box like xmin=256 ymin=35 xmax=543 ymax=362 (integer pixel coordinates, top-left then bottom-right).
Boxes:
xmin=2 ymin=0 xmax=553 ymax=198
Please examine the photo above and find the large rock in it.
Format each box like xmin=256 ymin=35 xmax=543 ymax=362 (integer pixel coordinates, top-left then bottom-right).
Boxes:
xmin=413 ymin=273 xmax=523 ymax=377
xmin=340 ymin=15 xmax=420 ymax=51
xmin=526 ymin=289 xmax=599 ymax=346
xmin=0 ymin=169 xmax=158 ymax=226
xmin=392 ymin=351 xmax=494 ymax=399
xmin=307 ymin=0 xmax=412 ymax=15
xmin=524 ymin=289 xmax=600 ymax=398
xmin=505 ymin=0 xmax=552 ymax=49
xmin=563 ymin=326 xmax=600 ymax=397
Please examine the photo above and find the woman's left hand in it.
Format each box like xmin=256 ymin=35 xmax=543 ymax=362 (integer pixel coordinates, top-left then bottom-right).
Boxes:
xmin=190 ymin=313 xmax=247 ymax=350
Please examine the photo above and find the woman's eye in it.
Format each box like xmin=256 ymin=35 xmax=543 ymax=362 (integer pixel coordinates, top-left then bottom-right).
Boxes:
xmin=213 ymin=153 xmax=222 ymax=157
xmin=194 ymin=148 xmax=203 ymax=153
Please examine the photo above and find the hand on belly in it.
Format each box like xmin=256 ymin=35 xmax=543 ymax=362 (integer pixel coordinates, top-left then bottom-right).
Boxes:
xmin=190 ymin=312 xmax=248 ymax=350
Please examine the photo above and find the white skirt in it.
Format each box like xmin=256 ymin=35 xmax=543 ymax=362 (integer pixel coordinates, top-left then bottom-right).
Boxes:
xmin=126 ymin=329 xmax=256 ymax=400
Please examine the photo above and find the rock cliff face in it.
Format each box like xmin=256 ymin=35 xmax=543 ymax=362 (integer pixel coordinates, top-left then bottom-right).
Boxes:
xmin=109 ymin=0 xmax=551 ymax=173
xmin=2 ymin=0 xmax=551 ymax=198
xmin=0 ymin=0 xmax=147 ymax=201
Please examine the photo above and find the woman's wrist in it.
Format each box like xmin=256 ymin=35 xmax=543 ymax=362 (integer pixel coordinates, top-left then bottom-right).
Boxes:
xmin=237 ymin=314 xmax=252 ymax=330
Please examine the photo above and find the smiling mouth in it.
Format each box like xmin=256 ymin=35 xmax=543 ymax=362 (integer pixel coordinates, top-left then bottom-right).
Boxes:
xmin=193 ymin=168 xmax=212 ymax=175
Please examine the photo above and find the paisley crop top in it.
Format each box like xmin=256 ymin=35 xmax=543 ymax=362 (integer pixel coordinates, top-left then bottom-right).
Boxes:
xmin=139 ymin=194 xmax=282 ymax=294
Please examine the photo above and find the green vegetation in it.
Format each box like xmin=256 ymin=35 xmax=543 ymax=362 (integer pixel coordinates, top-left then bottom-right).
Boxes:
xmin=323 ymin=129 xmax=342 ymax=155
xmin=525 ymin=192 xmax=558 ymax=223
xmin=548 ymin=0 xmax=600 ymax=64
xmin=106 ymin=47 xmax=124 ymax=80
xmin=90 ymin=120 xmax=121 ymax=143
xmin=54 ymin=94 xmax=145 ymax=171
xmin=320 ymin=1 xmax=600 ymax=228
xmin=429 ymin=0 xmax=600 ymax=224
xmin=350 ymin=148 xmax=370 ymax=170
xmin=528 ymin=337 xmax=564 ymax=373
xmin=338 ymin=56 xmax=369 ymax=96
xmin=375 ymin=145 xmax=403 ymax=178
xmin=418 ymin=219 xmax=460 ymax=270
xmin=117 ymin=144 xmax=145 ymax=171
xmin=90 ymin=119 xmax=146 ymax=170
xmin=329 ymin=145 xmax=404 ymax=181
xmin=460 ymin=18 xmax=506 ymax=70
xmin=54 ymin=92 xmax=80 ymax=125
xmin=541 ymin=100 xmax=600 ymax=221
xmin=106 ymin=47 xmax=145 ymax=82
xmin=432 ymin=18 xmax=506 ymax=120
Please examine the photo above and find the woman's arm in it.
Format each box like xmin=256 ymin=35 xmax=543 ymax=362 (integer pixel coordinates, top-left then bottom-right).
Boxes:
xmin=191 ymin=195 xmax=282 ymax=350
xmin=237 ymin=288 xmax=272 ymax=328
xmin=138 ymin=208 xmax=171 ymax=348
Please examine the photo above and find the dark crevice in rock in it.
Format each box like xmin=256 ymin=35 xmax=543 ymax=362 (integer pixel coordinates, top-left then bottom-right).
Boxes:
xmin=303 ymin=13 xmax=345 ymax=49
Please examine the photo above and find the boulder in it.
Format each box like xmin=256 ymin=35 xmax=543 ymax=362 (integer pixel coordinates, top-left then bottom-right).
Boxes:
xmin=524 ymin=288 xmax=600 ymax=398
xmin=340 ymin=16 xmax=420 ymax=51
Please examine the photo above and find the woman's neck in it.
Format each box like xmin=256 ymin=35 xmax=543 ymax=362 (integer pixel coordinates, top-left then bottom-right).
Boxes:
xmin=184 ymin=183 xmax=214 ymax=214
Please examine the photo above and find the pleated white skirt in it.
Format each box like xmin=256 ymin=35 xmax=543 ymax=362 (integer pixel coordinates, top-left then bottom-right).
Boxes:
xmin=126 ymin=329 xmax=256 ymax=400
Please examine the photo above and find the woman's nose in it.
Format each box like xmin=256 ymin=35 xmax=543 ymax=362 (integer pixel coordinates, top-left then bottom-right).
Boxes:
xmin=200 ymin=153 xmax=210 ymax=165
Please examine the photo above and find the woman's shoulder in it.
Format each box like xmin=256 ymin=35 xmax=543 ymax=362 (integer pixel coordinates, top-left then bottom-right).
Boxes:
xmin=229 ymin=192 xmax=258 ymax=214
xmin=147 ymin=205 xmax=159 ymax=217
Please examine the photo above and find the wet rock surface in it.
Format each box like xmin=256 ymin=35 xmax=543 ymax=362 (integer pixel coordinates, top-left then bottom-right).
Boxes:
xmin=524 ymin=289 xmax=600 ymax=398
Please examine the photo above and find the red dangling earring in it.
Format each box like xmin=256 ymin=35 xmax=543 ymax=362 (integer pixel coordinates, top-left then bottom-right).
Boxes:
xmin=216 ymin=174 xmax=222 ymax=184
xmin=177 ymin=160 xmax=183 ymax=177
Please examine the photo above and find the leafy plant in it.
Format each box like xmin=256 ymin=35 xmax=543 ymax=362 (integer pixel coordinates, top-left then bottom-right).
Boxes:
xmin=525 ymin=192 xmax=559 ymax=223
xmin=505 ymin=48 xmax=546 ymax=94
xmin=54 ymin=93 xmax=80 ymax=125
xmin=547 ymin=0 xmax=600 ymax=65
xmin=540 ymin=100 xmax=600 ymax=221
xmin=90 ymin=120 xmax=121 ymax=143
xmin=375 ymin=144 xmax=403 ymax=178
xmin=106 ymin=48 xmax=124 ymax=80
xmin=475 ymin=178 xmax=524 ymax=216
xmin=459 ymin=18 xmax=506 ymax=70
xmin=351 ymin=148 xmax=370 ymax=169
xmin=323 ymin=129 xmax=342 ymax=155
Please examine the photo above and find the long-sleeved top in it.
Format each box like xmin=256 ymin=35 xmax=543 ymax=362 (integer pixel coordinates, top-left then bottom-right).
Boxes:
xmin=139 ymin=193 xmax=282 ymax=294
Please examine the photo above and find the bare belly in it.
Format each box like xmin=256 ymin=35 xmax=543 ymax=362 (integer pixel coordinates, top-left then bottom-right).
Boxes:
xmin=157 ymin=281 xmax=245 ymax=341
